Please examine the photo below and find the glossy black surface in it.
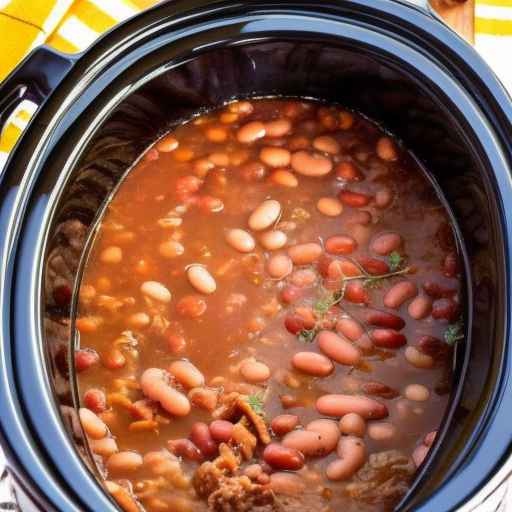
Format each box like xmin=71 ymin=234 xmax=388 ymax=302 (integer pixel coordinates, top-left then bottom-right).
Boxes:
xmin=0 ymin=1 xmax=511 ymax=511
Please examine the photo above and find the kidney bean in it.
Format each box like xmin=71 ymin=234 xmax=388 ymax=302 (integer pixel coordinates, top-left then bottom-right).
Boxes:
xmin=267 ymin=254 xmax=293 ymax=279
xmin=106 ymin=451 xmax=143 ymax=474
xmin=292 ymin=352 xmax=334 ymax=377
xmin=339 ymin=413 xmax=366 ymax=437
xmin=367 ymin=422 xmax=397 ymax=441
xmin=240 ymin=161 xmax=267 ymax=182
xmin=338 ymin=190 xmax=372 ymax=207
xmin=208 ymin=152 xmax=229 ymax=167
xmin=100 ymin=246 xmax=123 ymax=264
xmin=376 ymin=136 xmax=398 ymax=161
xmin=405 ymin=384 xmax=430 ymax=402
xmin=405 ymin=346 xmax=434 ymax=369
xmin=176 ymin=295 xmax=207 ymax=318
xmin=237 ymin=121 xmax=266 ymax=143
xmin=140 ymin=368 xmax=191 ymax=416
xmin=169 ymin=360 xmax=205 ymax=389
xmin=140 ymin=281 xmax=171 ymax=303
xmin=316 ymin=394 xmax=388 ymax=419
xmin=205 ymin=126 xmax=228 ymax=143
xmin=83 ymin=389 xmax=106 ymax=414
xmin=335 ymin=161 xmax=363 ymax=182
xmin=263 ymin=443 xmax=305 ymax=471
xmin=370 ymin=329 xmax=406 ymax=349
xmin=168 ymin=439 xmax=203 ymax=461
xmin=357 ymin=256 xmax=390 ymax=276
xmin=408 ymin=295 xmax=433 ymax=320
xmin=384 ymin=281 xmax=418 ymax=309
xmin=288 ymin=243 xmax=322 ymax=265
xmin=175 ymin=175 xmax=202 ymax=198
xmin=313 ymin=135 xmax=340 ymax=154
xmin=249 ymin=199 xmax=282 ymax=231
xmin=209 ymin=420 xmax=234 ymax=443
xmin=281 ymin=286 xmax=304 ymax=305
xmin=344 ymin=281 xmax=369 ymax=304
xmin=375 ymin=187 xmax=394 ymax=209
xmin=443 ymin=252 xmax=459 ymax=277
xmin=240 ymin=359 xmax=270 ymax=383
xmin=361 ymin=381 xmax=399 ymax=399
xmin=360 ymin=309 xmax=405 ymax=330
xmin=291 ymin=151 xmax=333 ymax=177
xmin=317 ymin=330 xmax=361 ymax=366
xmin=432 ymin=298 xmax=460 ymax=322
xmin=126 ymin=312 xmax=150 ymax=330
xmin=265 ymin=118 xmax=292 ymax=137
xmin=271 ymin=415 xmax=299 ymax=436
xmin=90 ymin=437 xmax=118 ymax=457
xmin=190 ymin=422 xmax=218 ymax=458
xmin=317 ymin=197 xmax=343 ymax=217
xmin=371 ymin=232 xmax=402 ymax=255
xmin=186 ymin=265 xmax=216 ymax=295
xmin=225 ymin=229 xmax=256 ymax=253
xmin=284 ymin=313 xmax=307 ymax=334
xmin=336 ymin=318 xmax=364 ymax=341
xmin=423 ymin=280 xmax=457 ymax=299
xmin=259 ymin=230 xmax=287 ymax=251
xmin=156 ymin=134 xmax=178 ymax=152
xmin=327 ymin=436 xmax=367 ymax=481
xmin=306 ymin=419 xmax=340 ymax=454
xmin=228 ymin=100 xmax=254 ymax=114
xmin=325 ymin=235 xmax=357 ymax=255
xmin=269 ymin=169 xmax=298 ymax=188
xmin=260 ymin=147 xmax=291 ymax=168
xmin=75 ymin=349 xmax=99 ymax=372
xmin=282 ymin=429 xmax=324 ymax=457
xmin=79 ymin=408 xmax=108 ymax=439
xmin=269 ymin=472 xmax=305 ymax=495
xmin=103 ymin=348 xmax=126 ymax=370
xmin=412 ymin=444 xmax=430 ymax=468
xmin=418 ymin=335 xmax=450 ymax=360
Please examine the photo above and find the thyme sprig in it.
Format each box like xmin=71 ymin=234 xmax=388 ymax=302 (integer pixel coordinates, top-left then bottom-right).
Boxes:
xmin=444 ymin=320 xmax=464 ymax=346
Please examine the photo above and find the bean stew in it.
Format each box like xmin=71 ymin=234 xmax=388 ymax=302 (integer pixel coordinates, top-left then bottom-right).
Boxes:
xmin=75 ymin=99 xmax=464 ymax=512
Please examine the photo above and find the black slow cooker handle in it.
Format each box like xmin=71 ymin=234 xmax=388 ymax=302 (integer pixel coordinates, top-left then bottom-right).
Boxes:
xmin=0 ymin=46 xmax=77 ymax=134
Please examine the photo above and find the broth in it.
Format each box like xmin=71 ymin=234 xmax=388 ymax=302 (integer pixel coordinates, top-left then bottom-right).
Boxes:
xmin=75 ymin=99 xmax=463 ymax=512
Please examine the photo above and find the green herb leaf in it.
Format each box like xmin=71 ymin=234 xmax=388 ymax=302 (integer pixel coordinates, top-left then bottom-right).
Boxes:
xmin=363 ymin=278 xmax=383 ymax=289
xmin=313 ymin=288 xmax=345 ymax=316
xmin=297 ymin=329 xmax=317 ymax=344
xmin=388 ymin=252 xmax=403 ymax=272
xmin=444 ymin=320 xmax=464 ymax=346
xmin=246 ymin=392 xmax=265 ymax=416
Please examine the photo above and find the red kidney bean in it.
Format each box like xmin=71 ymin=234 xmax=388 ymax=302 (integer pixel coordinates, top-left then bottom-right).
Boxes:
xmin=316 ymin=394 xmax=388 ymax=419
xmin=103 ymin=348 xmax=126 ymax=370
xmin=418 ymin=335 xmax=450 ymax=360
xmin=370 ymin=329 xmax=407 ymax=349
xmin=282 ymin=430 xmax=324 ymax=457
xmin=306 ymin=419 xmax=340 ymax=454
xmin=338 ymin=190 xmax=372 ymax=207
xmin=291 ymin=352 xmax=334 ymax=377
xmin=284 ymin=313 xmax=307 ymax=334
xmin=423 ymin=281 xmax=457 ymax=299
xmin=263 ymin=443 xmax=305 ymax=471
xmin=209 ymin=420 xmax=234 ymax=443
xmin=291 ymin=150 xmax=333 ymax=177
xmin=83 ymin=388 xmax=107 ymax=414
xmin=408 ymin=295 xmax=433 ymax=320
xmin=327 ymin=436 xmax=367 ymax=481
xmin=443 ymin=252 xmax=459 ymax=277
xmin=359 ymin=309 xmax=405 ymax=330
xmin=339 ymin=413 xmax=366 ymax=437
xmin=53 ymin=284 xmax=72 ymax=306
xmin=344 ymin=281 xmax=369 ymax=304
xmin=335 ymin=161 xmax=363 ymax=182
xmin=271 ymin=415 xmax=300 ymax=436
xmin=361 ymin=381 xmax=400 ymax=399
xmin=370 ymin=232 xmax=402 ymax=255
xmin=384 ymin=281 xmax=418 ymax=309
xmin=280 ymin=285 xmax=305 ymax=305
xmin=168 ymin=439 xmax=203 ymax=461
xmin=288 ymin=243 xmax=322 ymax=265
xmin=356 ymin=256 xmax=390 ymax=276
xmin=190 ymin=422 xmax=217 ymax=458
xmin=325 ymin=235 xmax=357 ymax=255
xmin=75 ymin=349 xmax=99 ymax=372
xmin=432 ymin=298 xmax=460 ymax=322
xmin=317 ymin=330 xmax=361 ymax=366
xmin=336 ymin=318 xmax=364 ymax=341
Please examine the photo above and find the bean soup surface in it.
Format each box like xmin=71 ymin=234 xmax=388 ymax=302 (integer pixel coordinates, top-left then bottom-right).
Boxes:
xmin=76 ymin=99 xmax=463 ymax=512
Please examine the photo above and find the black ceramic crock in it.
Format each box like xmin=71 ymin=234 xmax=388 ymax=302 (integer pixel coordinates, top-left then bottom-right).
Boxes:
xmin=0 ymin=1 xmax=511 ymax=510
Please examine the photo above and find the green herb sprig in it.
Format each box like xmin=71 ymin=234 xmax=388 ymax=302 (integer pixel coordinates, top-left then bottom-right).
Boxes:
xmin=444 ymin=320 xmax=464 ymax=346
xmin=246 ymin=392 xmax=265 ymax=416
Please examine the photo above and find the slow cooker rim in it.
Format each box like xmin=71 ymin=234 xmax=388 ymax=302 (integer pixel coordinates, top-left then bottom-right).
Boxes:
xmin=0 ymin=1 xmax=511 ymax=511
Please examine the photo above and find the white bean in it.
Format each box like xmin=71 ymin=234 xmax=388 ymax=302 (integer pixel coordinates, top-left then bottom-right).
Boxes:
xmin=187 ymin=265 xmax=216 ymax=294
xmin=249 ymin=200 xmax=282 ymax=231
xmin=140 ymin=281 xmax=171 ymax=303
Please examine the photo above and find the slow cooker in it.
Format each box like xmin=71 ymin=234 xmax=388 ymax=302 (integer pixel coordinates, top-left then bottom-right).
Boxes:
xmin=0 ymin=0 xmax=511 ymax=510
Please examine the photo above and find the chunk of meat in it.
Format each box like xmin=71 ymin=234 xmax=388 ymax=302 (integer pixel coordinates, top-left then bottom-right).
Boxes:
xmin=231 ymin=421 xmax=257 ymax=460
xmin=208 ymin=475 xmax=275 ymax=511
xmin=235 ymin=397 xmax=271 ymax=445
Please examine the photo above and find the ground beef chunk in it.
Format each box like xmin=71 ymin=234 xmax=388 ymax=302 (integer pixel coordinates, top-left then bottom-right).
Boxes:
xmin=345 ymin=450 xmax=415 ymax=506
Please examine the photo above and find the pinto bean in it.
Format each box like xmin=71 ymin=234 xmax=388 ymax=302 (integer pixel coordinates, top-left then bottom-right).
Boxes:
xmin=371 ymin=232 xmax=402 ymax=255
xmin=327 ymin=436 xmax=367 ymax=481
xmin=344 ymin=281 xmax=369 ymax=304
xmin=313 ymin=135 xmax=340 ymax=154
xmin=100 ymin=246 xmax=123 ymax=264
xmin=370 ymin=329 xmax=407 ymax=349
xmin=169 ymin=360 xmax=205 ymax=389
xmin=384 ymin=281 xmax=418 ymax=309
xmin=412 ymin=444 xmax=430 ymax=468
xmin=187 ymin=265 xmax=216 ymax=295
xmin=292 ymin=352 xmax=334 ymax=377
xmin=290 ymin=268 xmax=317 ymax=288
xmin=361 ymin=381 xmax=399 ymax=399
xmin=317 ymin=197 xmax=343 ymax=217
xmin=335 ymin=161 xmax=363 ymax=182
xmin=281 ymin=287 xmax=305 ymax=305
xmin=357 ymin=256 xmax=390 ymax=276
xmin=418 ymin=335 xmax=450 ymax=360
xmin=240 ymin=359 xmax=270 ymax=383
xmin=291 ymin=151 xmax=333 ymax=176
xmin=237 ymin=121 xmax=266 ymax=143
xmin=176 ymin=295 xmax=207 ymax=318
xmin=408 ymin=294 xmax=433 ymax=319
xmin=140 ymin=281 xmax=172 ymax=303
xmin=367 ymin=422 xmax=397 ymax=441
xmin=79 ymin=408 xmax=108 ymax=439
xmin=317 ymin=330 xmax=361 ymax=366
xmin=405 ymin=384 xmax=430 ymax=402
xmin=249 ymin=199 xmax=282 ymax=231
xmin=259 ymin=230 xmax=287 ymax=251
xmin=263 ymin=444 xmax=305 ymax=471
xmin=228 ymin=100 xmax=254 ymax=114
xmin=156 ymin=134 xmax=179 ymax=152
xmin=106 ymin=452 xmax=143 ymax=474
xmin=90 ymin=437 xmax=118 ymax=457
xmin=83 ymin=389 xmax=107 ymax=414
xmin=376 ymin=136 xmax=398 ymax=161
xmin=209 ymin=420 xmax=234 ymax=443
xmin=190 ymin=422 xmax=218 ymax=457
xmin=140 ymin=368 xmax=191 ymax=416
xmin=282 ymin=430 xmax=324 ymax=457
xmin=269 ymin=472 xmax=305 ymax=495
xmin=360 ymin=309 xmax=405 ymax=330
xmin=338 ymin=190 xmax=372 ymax=207
xmin=306 ymin=419 xmax=340 ymax=454
xmin=260 ymin=147 xmax=291 ymax=168
xmin=267 ymin=254 xmax=293 ymax=279
xmin=404 ymin=346 xmax=434 ymax=369
xmin=288 ymin=243 xmax=322 ymax=265
xmin=270 ymin=169 xmax=298 ymax=188
xmin=168 ymin=439 xmax=202 ymax=461
xmin=127 ymin=312 xmax=151 ymax=329
xmin=271 ymin=415 xmax=300 ymax=436
xmin=240 ymin=161 xmax=267 ymax=182
xmin=336 ymin=318 xmax=364 ymax=341
xmin=316 ymin=394 xmax=388 ymax=419
xmin=75 ymin=349 xmax=99 ymax=372
xmin=225 ymin=229 xmax=256 ymax=253
xmin=339 ymin=413 xmax=366 ymax=437
xmin=375 ymin=187 xmax=394 ymax=208
xmin=265 ymin=118 xmax=292 ymax=137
